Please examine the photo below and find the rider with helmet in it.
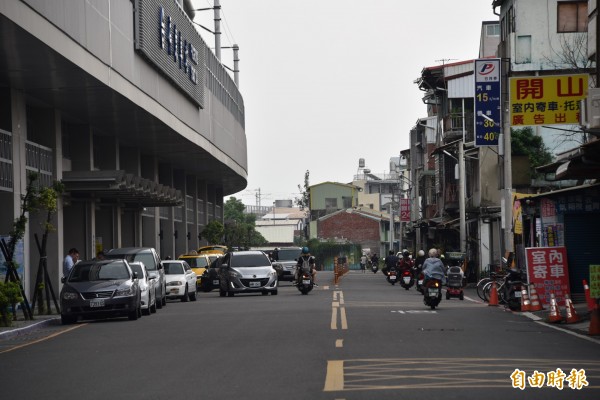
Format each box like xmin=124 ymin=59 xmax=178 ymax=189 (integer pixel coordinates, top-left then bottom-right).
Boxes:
xmin=294 ymin=247 xmax=318 ymax=286
xmin=398 ymin=250 xmax=414 ymax=270
xmin=422 ymin=248 xmax=446 ymax=284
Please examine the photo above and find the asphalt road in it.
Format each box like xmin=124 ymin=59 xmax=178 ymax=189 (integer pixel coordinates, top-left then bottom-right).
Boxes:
xmin=1 ymin=270 xmax=600 ymax=400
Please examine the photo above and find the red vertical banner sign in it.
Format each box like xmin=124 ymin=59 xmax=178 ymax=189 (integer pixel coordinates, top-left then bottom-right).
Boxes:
xmin=525 ymin=247 xmax=570 ymax=306
xmin=400 ymin=198 xmax=410 ymax=222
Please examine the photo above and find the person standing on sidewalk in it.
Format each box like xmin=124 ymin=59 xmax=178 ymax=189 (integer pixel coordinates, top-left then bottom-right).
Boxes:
xmin=63 ymin=248 xmax=79 ymax=277
xmin=360 ymin=253 xmax=368 ymax=273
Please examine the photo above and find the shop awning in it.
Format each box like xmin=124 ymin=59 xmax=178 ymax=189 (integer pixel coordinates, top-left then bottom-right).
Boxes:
xmin=62 ymin=170 xmax=183 ymax=207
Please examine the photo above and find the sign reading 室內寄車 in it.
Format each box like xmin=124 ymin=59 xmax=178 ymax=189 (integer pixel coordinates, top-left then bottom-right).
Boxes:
xmin=509 ymin=74 xmax=588 ymax=126
xmin=474 ymin=59 xmax=501 ymax=147
xmin=525 ymin=246 xmax=570 ymax=306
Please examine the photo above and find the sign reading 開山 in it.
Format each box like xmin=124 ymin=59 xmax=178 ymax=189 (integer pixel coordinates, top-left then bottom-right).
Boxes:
xmin=474 ymin=59 xmax=501 ymax=147
xmin=509 ymin=74 xmax=588 ymax=126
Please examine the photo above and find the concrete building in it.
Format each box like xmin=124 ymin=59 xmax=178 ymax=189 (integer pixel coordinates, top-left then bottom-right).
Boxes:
xmin=0 ymin=0 xmax=247 ymax=298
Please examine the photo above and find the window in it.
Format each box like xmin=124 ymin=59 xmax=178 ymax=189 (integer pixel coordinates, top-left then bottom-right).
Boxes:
xmin=557 ymin=1 xmax=588 ymax=33
xmin=342 ymin=196 xmax=353 ymax=208
xmin=486 ymin=24 xmax=500 ymax=37
xmin=325 ymin=198 xmax=338 ymax=209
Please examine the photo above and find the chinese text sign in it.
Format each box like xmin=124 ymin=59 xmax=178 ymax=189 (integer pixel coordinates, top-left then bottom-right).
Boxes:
xmin=525 ymin=247 xmax=570 ymax=306
xmin=509 ymin=74 xmax=588 ymax=126
xmin=474 ymin=59 xmax=501 ymax=146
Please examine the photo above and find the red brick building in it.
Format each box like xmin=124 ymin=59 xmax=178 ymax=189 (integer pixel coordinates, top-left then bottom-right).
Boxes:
xmin=317 ymin=209 xmax=384 ymax=254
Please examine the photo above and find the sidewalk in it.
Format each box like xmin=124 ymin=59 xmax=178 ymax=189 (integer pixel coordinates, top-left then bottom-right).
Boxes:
xmin=463 ymin=286 xmax=600 ymax=343
xmin=0 ymin=315 xmax=59 ymax=340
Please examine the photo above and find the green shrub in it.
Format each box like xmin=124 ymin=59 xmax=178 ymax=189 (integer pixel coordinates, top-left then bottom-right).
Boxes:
xmin=0 ymin=281 xmax=24 ymax=327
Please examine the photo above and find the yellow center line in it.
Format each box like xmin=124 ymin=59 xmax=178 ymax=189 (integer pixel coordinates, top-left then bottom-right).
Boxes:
xmin=0 ymin=323 xmax=87 ymax=354
xmin=331 ymin=307 xmax=338 ymax=330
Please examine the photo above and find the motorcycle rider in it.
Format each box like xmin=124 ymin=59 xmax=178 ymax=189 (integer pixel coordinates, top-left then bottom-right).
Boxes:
xmin=422 ymin=248 xmax=446 ymax=285
xmin=398 ymin=250 xmax=414 ymax=270
xmin=383 ymin=250 xmax=399 ymax=275
xmin=414 ymin=250 xmax=426 ymax=273
xmin=294 ymin=247 xmax=318 ymax=286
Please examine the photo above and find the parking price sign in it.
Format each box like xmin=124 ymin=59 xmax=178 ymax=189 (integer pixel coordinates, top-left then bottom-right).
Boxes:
xmin=474 ymin=59 xmax=501 ymax=147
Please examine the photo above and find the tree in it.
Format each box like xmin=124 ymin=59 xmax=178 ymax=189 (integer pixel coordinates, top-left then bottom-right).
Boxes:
xmin=201 ymin=220 xmax=224 ymax=244
xmin=223 ymin=197 xmax=267 ymax=249
xmin=511 ymin=127 xmax=554 ymax=178
xmin=295 ymin=170 xmax=310 ymax=212
xmin=224 ymin=196 xmax=246 ymax=222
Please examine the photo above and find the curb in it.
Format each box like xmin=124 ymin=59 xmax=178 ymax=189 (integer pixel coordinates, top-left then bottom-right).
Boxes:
xmin=0 ymin=317 xmax=60 ymax=341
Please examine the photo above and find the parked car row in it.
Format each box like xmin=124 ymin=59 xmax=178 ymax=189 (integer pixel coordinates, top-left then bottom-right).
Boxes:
xmin=60 ymin=247 xmax=281 ymax=324
xmin=60 ymin=247 xmax=197 ymax=324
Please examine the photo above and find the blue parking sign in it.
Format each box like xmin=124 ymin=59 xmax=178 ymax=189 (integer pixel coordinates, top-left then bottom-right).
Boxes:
xmin=474 ymin=59 xmax=501 ymax=147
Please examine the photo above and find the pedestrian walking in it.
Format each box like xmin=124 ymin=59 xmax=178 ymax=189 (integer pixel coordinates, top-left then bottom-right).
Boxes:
xmin=360 ymin=254 xmax=368 ymax=273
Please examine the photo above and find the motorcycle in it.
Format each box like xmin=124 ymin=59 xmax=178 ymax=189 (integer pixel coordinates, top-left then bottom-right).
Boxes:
xmin=399 ymin=268 xmax=415 ymax=290
xmin=296 ymin=268 xmax=314 ymax=295
xmin=502 ymin=269 xmax=526 ymax=311
xmin=371 ymin=263 xmax=378 ymax=274
xmin=416 ymin=271 xmax=425 ymax=294
xmin=423 ymin=277 xmax=443 ymax=309
xmin=386 ymin=267 xmax=398 ymax=285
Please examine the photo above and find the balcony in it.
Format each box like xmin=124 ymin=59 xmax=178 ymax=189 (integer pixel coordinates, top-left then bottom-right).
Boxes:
xmin=443 ymin=112 xmax=474 ymax=143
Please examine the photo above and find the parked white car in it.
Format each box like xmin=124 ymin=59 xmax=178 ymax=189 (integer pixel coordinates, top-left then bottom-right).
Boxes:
xmin=128 ymin=261 xmax=157 ymax=315
xmin=163 ymin=260 xmax=197 ymax=302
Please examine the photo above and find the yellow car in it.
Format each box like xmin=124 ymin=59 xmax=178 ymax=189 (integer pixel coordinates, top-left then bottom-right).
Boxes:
xmin=197 ymin=245 xmax=228 ymax=255
xmin=178 ymin=252 xmax=212 ymax=290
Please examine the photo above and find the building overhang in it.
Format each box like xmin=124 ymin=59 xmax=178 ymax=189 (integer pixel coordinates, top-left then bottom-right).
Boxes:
xmin=62 ymin=170 xmax=183 ymax=207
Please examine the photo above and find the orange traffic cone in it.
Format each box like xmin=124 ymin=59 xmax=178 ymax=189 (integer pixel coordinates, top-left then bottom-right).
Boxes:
xmin=520 ymin=286 xmax=531 ymax=312
xmin=590 ymin=306 xmax=600 ymax=336
xmin=488 ymin=281 xmax=499 ymax=307
xmin=564 ymin=294 xmax=580 ymax=324
xmin=528 ymin=284 xmax=543 ymax=312
xmin=583 ymin=280 xmax=597 ymax=312
xmin=547 ymin=292 xmax=564 ymax=323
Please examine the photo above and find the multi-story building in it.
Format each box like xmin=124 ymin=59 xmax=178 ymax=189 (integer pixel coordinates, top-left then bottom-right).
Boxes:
xmin=0 ymin=0 xmax=247 ymax=298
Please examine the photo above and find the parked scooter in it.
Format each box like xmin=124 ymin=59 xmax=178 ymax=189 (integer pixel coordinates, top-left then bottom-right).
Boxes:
xmin=423 ymin=277 xmax=443 ymax=310
xmin=502 ymin=268 xmax=526 ymax=311
xmin=386 ymin=267 xmax=398 ymax=285
xmin=399 ymin=268 xmax=415 ymax=290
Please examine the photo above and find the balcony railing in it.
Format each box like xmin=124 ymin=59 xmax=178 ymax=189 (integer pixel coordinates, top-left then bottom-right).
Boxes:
xmin=443 ymin=112 xmax=474 ymax=143
xmin=0 ymin=129 xmax=13 ymax=191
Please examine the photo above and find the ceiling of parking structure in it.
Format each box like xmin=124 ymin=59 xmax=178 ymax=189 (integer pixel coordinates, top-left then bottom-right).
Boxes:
xmin=0 ymin=15 xmax=246 ymax=195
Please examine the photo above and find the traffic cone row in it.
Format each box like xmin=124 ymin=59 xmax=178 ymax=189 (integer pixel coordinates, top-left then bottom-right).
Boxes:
xmin=547 ymin=292 xmax=564 ymax=323
xmin=528 ymin=284 xmax=543 ymax=311
xmin=520 ymin=286 xmax=531 ymax=312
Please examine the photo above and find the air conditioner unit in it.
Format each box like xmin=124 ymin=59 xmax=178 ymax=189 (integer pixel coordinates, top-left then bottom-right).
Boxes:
xmin=582 ymin=87 xmax=600 ymax=130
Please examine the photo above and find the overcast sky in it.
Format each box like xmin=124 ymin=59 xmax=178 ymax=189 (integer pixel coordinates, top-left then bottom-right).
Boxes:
xmin=192 ymin=0 xmax=498 ymax=206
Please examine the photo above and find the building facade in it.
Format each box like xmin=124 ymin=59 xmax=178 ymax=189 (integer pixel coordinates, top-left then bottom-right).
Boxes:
xmin=0 ymin=0 xmax=247 ymax=298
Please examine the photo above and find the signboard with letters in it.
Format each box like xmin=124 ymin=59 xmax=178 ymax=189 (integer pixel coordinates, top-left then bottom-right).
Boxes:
xmin=474 ymin=59 xmax=501 ymax=147
xmin=509 ymin=74 xmax=588 ymax=127
xmin=525 ymin=246 xmax=570 ymax=306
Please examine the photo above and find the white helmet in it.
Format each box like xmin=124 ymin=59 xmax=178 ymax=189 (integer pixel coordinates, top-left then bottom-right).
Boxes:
xmin=418 ymin=250 xmax=425 ymax=257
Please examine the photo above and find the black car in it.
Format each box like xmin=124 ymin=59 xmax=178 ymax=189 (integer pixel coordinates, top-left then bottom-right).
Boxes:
xmin=199 ymin=257 xmax=222 ymax=292
xmin=60 ymin=259 xmax=141 ymax=324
